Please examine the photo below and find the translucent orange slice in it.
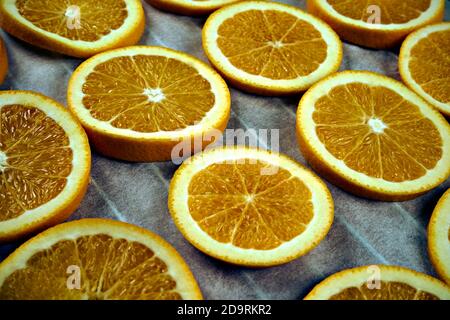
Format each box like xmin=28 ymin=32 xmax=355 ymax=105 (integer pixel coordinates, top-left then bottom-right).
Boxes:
xmin=304 ymin=265 xmax=450 ymax=300
xmin=307 ymin=0 xmax=445 ymax=48
xmin=68 ymin=46 xmax=230 ymax=162
xmin=0 ymin=91 xmax=90 ymax=242
xmin=169 ymin=147 xmax=334 ymax=266
xmin=146 ymin=0 xmax=240 ymax=15
xmin=428 ymin=189 xmax=450 ymax=285
xmin=0 ymin=219 xmax=202 ymax=300
xmin=0 ymin=0 xmax=145 ymax=57
xmin=400 ymin=23 xmax=450 ymax=117
xmin=297 ymin=71 xmax=450 ymax=200
xmin=202 ymin=1 xmax=342 ymax=95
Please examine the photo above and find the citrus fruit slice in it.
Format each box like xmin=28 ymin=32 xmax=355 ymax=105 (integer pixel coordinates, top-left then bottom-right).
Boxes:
xmin=0 ymin=36 xmax=7 ymax=84
xmin=307 ymin=0 xmax=445 ymax=49
xmin=202 ymin=1 xmax=342 ymax=95
xmin=0 ymin=91 xmax=90 ymax=242
xmin=428 ymin=189 xmax=450 ymax=285
xmin=168 ymin=147 xmax=334 ymax=267
xmin=304 ymin=265 xmax=450 ymax=300
xmin=296 ymin=71 xmax=450 ymax=201
xmin=146 ymin=0 xmax=239 ymax=16
xmin=0 ymin=0 xmax=145 ymax=58
xmin=0 ymin=218 xmax=202 ymax=300
xmin=68 ymin=46 xmax=230 ymax=162
xmin=399 ymin=23 xmax=450 ymax=117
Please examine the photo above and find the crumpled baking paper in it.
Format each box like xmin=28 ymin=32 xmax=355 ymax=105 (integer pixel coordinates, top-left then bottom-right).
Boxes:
xmin=0 ymin=0 xmax=449 ymax=300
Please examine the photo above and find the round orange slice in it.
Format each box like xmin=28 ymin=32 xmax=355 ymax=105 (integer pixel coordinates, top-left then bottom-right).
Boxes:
xmin=428 ymin=188 xmax=450 ymax=285
xmin=297 ymin=71 xmax=450 ymax=201
xmin=168 ymin=147 xmax=334 ymax=267
xmin=304 ymin=265 xmax=450 ymax=300
xmin=0 ymin=36 xmax=8 ymax=84
xmin=0 ymin=91 xmax=91 ymax=242
xmin=68 ymin=46 xmax=230 ymax=162
xmin=202 ymin=1 xmax=342 ymax=95
xmin=0 ymin=218 xmax=202 ymax=300
xmin=146 ymin=0 xmax=240 ymax=16
xmin=0 ymin=0 xmax=145 ymax=57
xmin=399 ymin=23 xmax=450 ymax=117
xmin=307 ymin=0 xmax=445 ymax=49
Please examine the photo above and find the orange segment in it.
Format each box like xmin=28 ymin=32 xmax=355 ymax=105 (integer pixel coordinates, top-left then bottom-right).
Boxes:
xmin=68 ymin=46 xmax=231 ymax=162
xmin=0 ymin=219 xmax=202 ymax=300
xmin=0 ymin=0 xmax=145 ymax=57
xmin=0 ymin=105 xmax=72 ymax=221
xmin=202 ymin=1 xmax=342 ymax=95
xmin=188 ymin=161 xmax=313 ymax=250
xmin=16 ymin=0 xmax=128 ymax=41
xmin=307 ymin=0 xmax=445 ymax=48
xmin=304 ymin=265 xmax=450 ymax=300
xmin=312 ymin=83 xmax=442 ymax=182
xmin=399 ymin=23 xmax=450 ymax=117
xmin=169 ymin=147 xmax=334 ymax=267
xmin=297 ymin=71 xmax=450 ymax=201
xmin=217 ymin=10 xmax=327 ymax=80
xmin=82 ymin=55 xmax=215 ymax=133
xmin=330 ymin=281 xmax=438 ymax=300
xmin=0 ymin=91 xmax=90 ymax=242
xmin=326 ymin=0 xmax=431 ymax=24
xmin=409 ymin=29 xmax=450 ymax=104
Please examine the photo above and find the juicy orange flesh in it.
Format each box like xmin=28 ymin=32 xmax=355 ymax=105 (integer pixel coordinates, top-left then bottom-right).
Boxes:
xmin=326 ymin=0 xmax=431 ymax=24
xmin=0 ymin=105 xmax=72 ymax=222
xmin=16 ymin=0 xmax=128 ymax=41
xmin=0 ymin=234 xmax=181 ymax=300
xmin=82 ymin=55 xmax=215 ymax=132
xmin=217 ymin=10 xmax=327 ymax=80
xmin=409 ymin=29 xmax=450 ymax=104
xmin=330 ymin=281 xmax=439 ymax=300
xmin=188 ymin=160 xmax=313 ymax=250
xmin=313 ymin=83 xmax=442 ymax=182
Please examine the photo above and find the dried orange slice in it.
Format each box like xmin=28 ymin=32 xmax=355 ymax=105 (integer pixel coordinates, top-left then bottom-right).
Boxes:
xmin=428 ymin=189 xmax=450 ymax=285
xmin=146 ymin=0 xmax=239 ymax=16
xmin=168 ymin=147 xmax=334 ymax=267
xmin=307 ymin=0 xmax=445 ymax=49
xmin=202 ymin=1 xmax=342 ymax=95
xmin=399 ymin=23 xmax=450 ymax=117
xmin=296 ymin=71 xmax=450 ymax=201
xmin=0 ymin=218 xmax=202 ymax=300
xmin=0 ymin=0 xmax=145 ymax=57
xmin=304 ymin=265 xmax=450 ymax=300
xmin=68 ymin=46 xmax=230 ymax=162
xmin=0 ymin=36 xmax=7 ymax=84
xmin=0 ymin=91 xmax=90 ymax=242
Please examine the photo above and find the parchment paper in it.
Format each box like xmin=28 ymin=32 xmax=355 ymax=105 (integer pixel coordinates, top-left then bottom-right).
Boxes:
xmin=0 ymin=0 xmax=449 ymax=300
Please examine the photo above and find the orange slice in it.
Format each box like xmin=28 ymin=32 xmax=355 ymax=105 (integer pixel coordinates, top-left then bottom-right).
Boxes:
xmin=296 ymin=71 xmax=450 ymax=201
xmin=399 ymin=23 xmax=450 ymax=117
xmin=0 ymin=91 xmax=90 ymax=242
xmin=202 ymin=1 xmax=342 ymax=95
xmin=307 ymin=0 xmax=445 ymax=49
xmin=168 ymin=147 xmax=334 ymax=267
xmin=0 ymin=36 xmax=7 ymax=84
xmin=0 ymin=0 xmax=145 ymax=57
xmin=428 ymin=188 xmax=450 ymax=285
xmin=68 ymin=46 xmax=230 ymax=162
xmin=0 ymin=218 xmax=202 ymax=300
xmin=304 ymin=265 xmax=450 ymax=300
xmin=146 ymin=0 xmax=240 ymax=16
